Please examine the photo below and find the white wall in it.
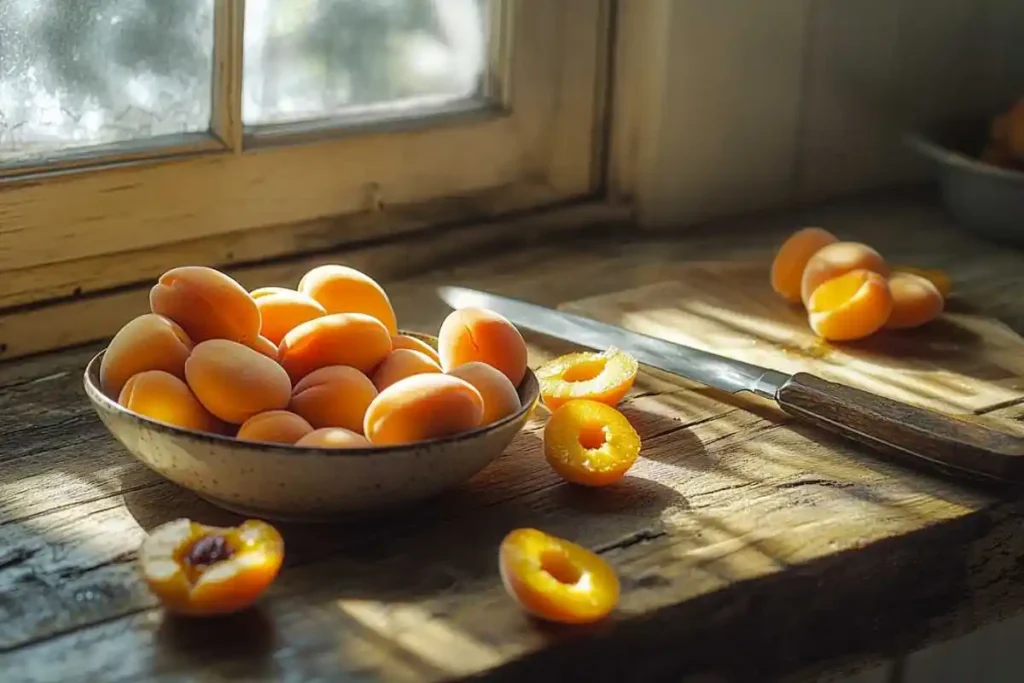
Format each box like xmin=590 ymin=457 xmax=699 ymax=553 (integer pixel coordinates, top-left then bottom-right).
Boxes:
xmin=613 ymin=0 xmax=1024 ymax=228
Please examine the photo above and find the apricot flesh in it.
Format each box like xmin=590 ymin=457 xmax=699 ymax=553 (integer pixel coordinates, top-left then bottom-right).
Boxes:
xmin=185 ymin=340 xmax=292 ymax=424
xmin=236 ymin=410 xmax=314 ymax=445
xmin=150 ymin=266 xmax=261 ymax=344
xmin=544 ymin=399 xmax=641 ymax=487
xmin=290 ymin=365 xmax=378 ymax=433
xmin=364 ymin=373 xmax=484 ymax=445
xmin=884 ymin=272 xmax=944 ymax=330
xmin=807 ymin=269 xmax=893 ymax=341
xmin=298 ymin=265 xmax=398 ymax=336
xmin=771 ymin=227 xmax=838 ymax=304
xmin=438 ymin=307 xmax=528 ymax=386
xmin=295 ymin=427 xmax=371 ymax=449
xmin=391 ymin=334 xmax=442 ymax=365
xmin=278 ymin=313 xmax=392 ymax=382
xmin=800 ymin=242 xmax=888 ymax=305
xmin=118 ymin=370 xmax=223 ymax=434
xmin=535 ymin=347 xmax=638 ymax=411
xmin=251 ymin=288 xmax=326 ymax=346
xmin=372 ymin=349 xmax=442 ymax=392
xmin=448 ymin=361 xmax=521 ymax=425
xmin=499 ymin=528 xmax=620 ymax=625
xmin=100 ymin=313 xmax=193 ymax=399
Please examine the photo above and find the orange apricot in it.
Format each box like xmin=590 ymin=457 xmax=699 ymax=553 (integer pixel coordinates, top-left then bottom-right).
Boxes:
xmin=535 ymin=347 xmax=638 ymax=411
xmin=884 ymin=271 xmax=945 ymax=330
xmin=297 ymin=265 xmax=398 ymax=335
xmin=185 ymin=340 xmax=292 ymax=424
xmin=364 ymin=374 xmax=484 ymax=445
xmin=150 ymin=266 xmax=261 ymax=344
xmin=800 ymin=241 xmax=889 ymax=305
xmin=372 ymin=349 xmax=442 ymax=392
xmin=289 ymin=365 xmax=378 ymax=433
xmin=499 ymin=528 xmax=619 ymax=625
xmin=295 ymin=427 xmax=371 ymax=449
xmin=1006 ymin=98 xmax=1024 ymax=162
xmin=244 ymin=335 xmax=279 ymax=361
xmin=100 ymin=313 xmax=193 ymax=398
xmin=278 ymin=313 xmax=392 ymax=382
xmin=251 ymin=288 xmax=326 ymax=346
xmin=770 ymin=227 xmax=838 ymax=303
xmin=448 ymin=361 xmax=521 ymax=425
xmin=438 ymin=307 xmax=528 ymax=386
xmin=236 ymin=410 xmax=314 ymax=445
xmin=807 ymin=269 xmax=893 ymax=341
xmin=118 ymin=370 xmax=223 ymax=434
xmin=544 ymin=399 xmax=641 ymax=487
xmin=139 ymin=518 xmax=284 ymax=617
xmin=892 ymin=265 xmax=952 ymax=299
xmin=391 ymin=334 xmax=442 ymax=365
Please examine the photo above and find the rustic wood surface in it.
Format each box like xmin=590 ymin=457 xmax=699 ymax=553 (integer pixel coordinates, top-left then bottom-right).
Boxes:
xmin=4 ymin=191 xmax=1024 ymax=682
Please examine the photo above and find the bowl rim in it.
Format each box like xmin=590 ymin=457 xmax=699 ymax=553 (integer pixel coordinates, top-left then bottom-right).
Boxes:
xmin=84 ymin=331 xmax=540 ymax=458
xmin=904 ymin=131 xmax=1024 ymax=184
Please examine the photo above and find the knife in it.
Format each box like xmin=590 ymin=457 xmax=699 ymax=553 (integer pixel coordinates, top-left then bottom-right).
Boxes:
xmin=438 ymin=286 xmax=1024 ymax=485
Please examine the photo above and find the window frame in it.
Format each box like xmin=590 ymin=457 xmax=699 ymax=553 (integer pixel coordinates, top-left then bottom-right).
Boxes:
xmin=0 ymin=0 xmax=610 ymax=296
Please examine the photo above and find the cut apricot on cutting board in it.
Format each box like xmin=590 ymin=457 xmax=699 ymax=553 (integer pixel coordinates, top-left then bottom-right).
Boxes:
xmin=770 ymin=227 xmax=838 ymax=304
xmin=801 ymin=241 xmax=888 ymax=305
xmin=807 ymin=269 xmax=893 ymax=341
xmin=885 ymin=271 xmax=945 ymax=330
xmin=544 ymin=399 xmax=641 ymax=487
xmin=535 ymin=348 xmax=638 ymax=411
xmin=499 ymin=528 xmax=619 ymax=624
xmin=892 ymin=265 xmax=952 ymax=299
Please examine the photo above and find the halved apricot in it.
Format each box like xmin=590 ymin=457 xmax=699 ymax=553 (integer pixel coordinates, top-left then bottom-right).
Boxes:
xmin=884 ymin=271 xmax=944 ymax=330
xmin=770 ymin=227 xmax=838 ymax=304
xmin=498 ymin=528 xmax=620 ymax=625
xmin=297 ymin=265 xmax=398 ymax=336
xmin=892 ymin=265 xmax=952 ymax=299
xmin=535 ymin=347 xmax=638 ymax=411
xmin=807 ymin=269 xmax=893 ymax=341
xmin=140 ymin=518 xmax=284 ymax=617
xmin=800 ymin=241 xmax=888 ymax=305
xmin=544 ymin=399 xmax=641 ymax=487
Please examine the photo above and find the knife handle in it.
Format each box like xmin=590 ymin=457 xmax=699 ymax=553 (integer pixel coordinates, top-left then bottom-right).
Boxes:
xmin=775 ymin=372 xmax=1024 ymax=484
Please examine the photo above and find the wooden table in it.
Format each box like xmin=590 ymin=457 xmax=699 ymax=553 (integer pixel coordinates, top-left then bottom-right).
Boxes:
xmin=4 ymin=191 xmax=1024 ymax=682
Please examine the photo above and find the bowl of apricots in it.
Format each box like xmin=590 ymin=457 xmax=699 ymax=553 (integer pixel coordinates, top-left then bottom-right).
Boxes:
xmin=83 ymin=264 xmax=539 ymax=522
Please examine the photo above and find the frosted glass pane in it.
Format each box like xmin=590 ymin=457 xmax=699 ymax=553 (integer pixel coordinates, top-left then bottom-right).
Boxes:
xmin=243 ymin=0 xmax=486 ymax=127
xmin=0 ymin=0 xmax=215 ymax=165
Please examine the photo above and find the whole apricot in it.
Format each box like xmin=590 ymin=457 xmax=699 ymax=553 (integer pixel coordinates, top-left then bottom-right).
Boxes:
xmin=372 ymin=349 xmax=442 ymax=392
xmin=364 ymin=374 xmax=484 ymax=445
xmin=290 ymin=365 xmax=378 ymax=433
xmin=236 ymin=410 xmax=314 ymax=445
xmin=244 ymin=335 xmax=279 ymax=361
xmin=251 ymin=288 xmax=326 ymax=346
xmin=770 ymin=227 xmax=838 ymax=303
xmin=884 ymin=272 xmax=944 ymax=330
xmin=800 ymin=241 xmax=889 ymax=305
xmin=298 ymin=265 xmax=398 ymax=335
xmin=118 ymin=370 xmax=223 ymax=434
xmin=438 ymin=307 xmax=528 ymax=386
xmin=295 ymin=427 xmax=371 ymax=449
xmin=101 ymin=313 xmax=193 ymax=399
xmin=185 ymin=340 xmax=292 ymax=424
xmin=448 ymin=361 xmax=521 ymax=425
xmin=278 ymin=313 xmax=392 ymax=382
xmin=150 ymin=266 xmax=261 ymax=344
xmin=390 ymin=334 xmax=442 ymax=365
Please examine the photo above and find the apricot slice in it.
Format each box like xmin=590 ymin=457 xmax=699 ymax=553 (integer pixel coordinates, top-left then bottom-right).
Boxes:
xmin=499 ymin=528 xmax=619 ymax=625
xmin=295 ymin=427 xmax=371 ymax=449
xmin=535 ymin=347 xmax=638 ymax=411
xmin=448 ymin=361 xmax=521 ymax=425
xmin=372 ymin=349 xmax=442 ymax=392
xmin=185 ymin=340 xmax=292 ymax=424
xmin=770 ymin=227 xmax=838 ymax=304
xmin=438 ymin=307 xmax=528 ymax=386
xmin=807 ymin=269 xmax=893 ymax=341
xmin=391 ymin=334 xmax=442 ymax=365
xmin=236 ymin=410 xmax=314 ymax=445
xmin=298 ymin=265 xmax=398 ymax=335
xmin=800 ymin=241 xmax=888 ymax=305
xmin=251 ymin=288 xmax=326 ymax=346
xmin=884 ymin=271 xmax=944 ymax=330
xmin=364 ymin=374 xmax=484 ymax=445
xmin=118 ymin=370 xmax=224 ymax=434
xmin=139 ymin=518 xmax=284 ymax=617
xmin=892 ymin=265 xmax=952 ymax=299
xmin=544 ymin=399 xmax=641 ymax=487
xmin=278 ymin=313 xmax=392 ymax=382
xmin=101 ymin=313 xmax=193 ymax=399
xmin=290 ymin=365 xmax=378 ymax=433
xmin=150 ymin=266 xmax=261 ymax=344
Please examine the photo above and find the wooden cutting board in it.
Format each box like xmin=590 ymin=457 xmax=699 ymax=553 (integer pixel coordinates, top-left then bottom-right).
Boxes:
xmin=559 ymin=261 xmax=1024 ymax=415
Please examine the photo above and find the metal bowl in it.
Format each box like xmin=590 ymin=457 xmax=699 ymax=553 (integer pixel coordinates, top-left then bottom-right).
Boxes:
xmin=83 ymin=333 xmax=539 ymax=522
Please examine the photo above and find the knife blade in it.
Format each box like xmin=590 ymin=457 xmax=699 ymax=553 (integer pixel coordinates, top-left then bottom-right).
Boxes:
xmin=438 ymin=285 xmax=1024 ymax=485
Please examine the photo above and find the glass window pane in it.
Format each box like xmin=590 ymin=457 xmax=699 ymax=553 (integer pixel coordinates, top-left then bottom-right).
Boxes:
xmin=0 ymin=0 xmax=215 ymax=165
xmin=242 ymin=0 xmax=487 ymax=127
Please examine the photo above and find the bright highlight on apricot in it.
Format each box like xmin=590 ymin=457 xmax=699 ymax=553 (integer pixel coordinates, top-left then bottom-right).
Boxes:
xmin=771 ymin=227 xmax=838 ymax=304
xmin=544 ymin=399 xmax=641 ymax=487
xmin=140 ymin=518 xmax=284 ymax=617
xmin=807 ymin=269 xmax=893 ymax=341
xmin=535 ymin=347 xmax=638 ymax=411
xmin=499 ymin=528 xmax=620 ymax=625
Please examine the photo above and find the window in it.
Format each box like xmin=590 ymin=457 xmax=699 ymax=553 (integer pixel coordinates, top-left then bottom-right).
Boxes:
xmin=0 ymin=0 xmax=608 ymax=308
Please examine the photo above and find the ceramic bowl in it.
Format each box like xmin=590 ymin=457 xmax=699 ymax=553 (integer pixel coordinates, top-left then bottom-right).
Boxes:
xmin=83 ymin=333 xmax=539 ymax=522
